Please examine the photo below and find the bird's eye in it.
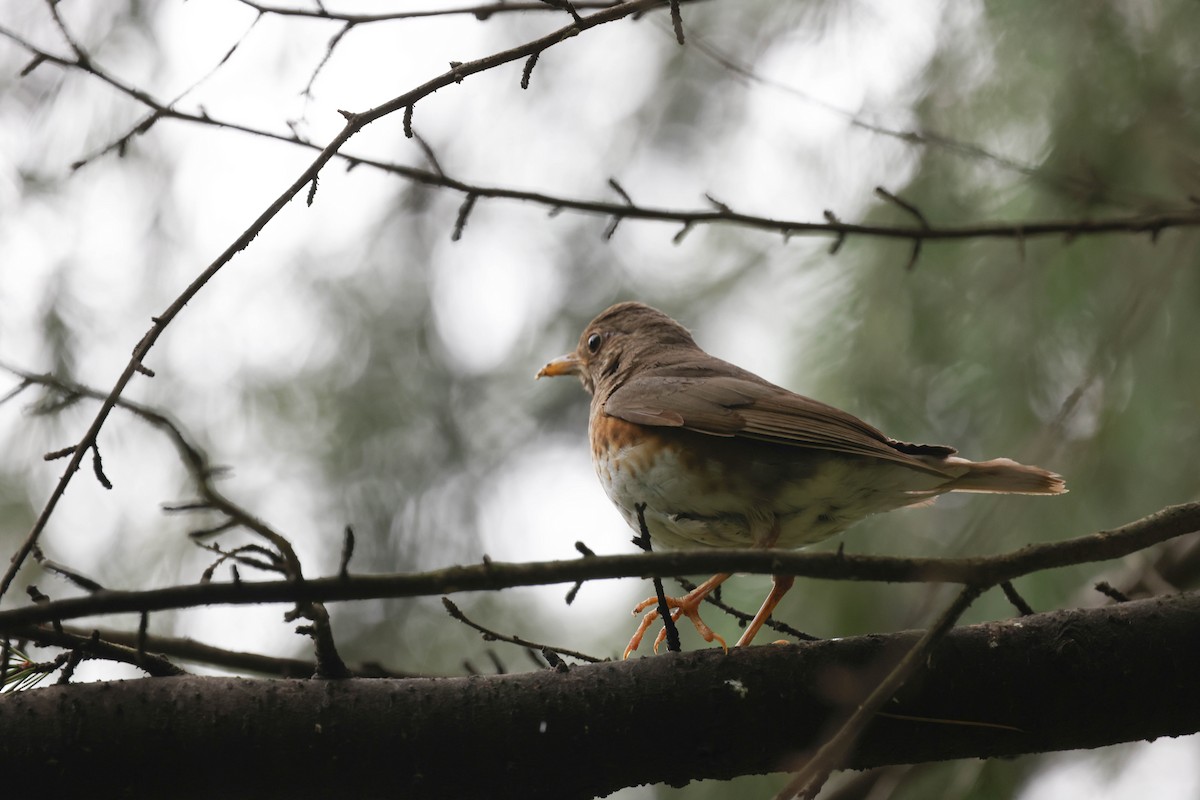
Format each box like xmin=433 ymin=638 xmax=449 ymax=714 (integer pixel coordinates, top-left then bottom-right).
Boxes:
xmin=586 ymin=332 xmax=603 ymax=354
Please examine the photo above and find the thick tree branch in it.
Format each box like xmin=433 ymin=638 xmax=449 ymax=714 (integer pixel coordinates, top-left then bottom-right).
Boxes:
xmin=0 ymin=503 xmax=1194 ymax=630
xmin=2 ymin=593 xmax=1196 ymax=799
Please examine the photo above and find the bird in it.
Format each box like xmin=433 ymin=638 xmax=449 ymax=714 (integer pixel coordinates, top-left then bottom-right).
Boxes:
xmin=537 ymin=301 xmax=1066 ymax=658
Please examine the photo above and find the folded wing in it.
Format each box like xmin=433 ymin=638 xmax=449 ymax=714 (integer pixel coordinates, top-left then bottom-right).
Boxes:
xmin=604 ymin=373 xmax=955 ymax=475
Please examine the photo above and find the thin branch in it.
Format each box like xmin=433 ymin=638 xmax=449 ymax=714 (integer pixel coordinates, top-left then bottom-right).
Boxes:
xmin=18 ymin=623 xmax=185 ymax=678
xmin=441 ymin=597 xmax=604 ymax=663
xmin=680 ymin=27 xmax=1161 ymax=212
xmin=0 ymin=502 xmax=1193 ymax=630
xmin=999 ymin=580 xmax=1035 ymax=616
xmin=33 ymin=551 xmax=105 ymax=593
xmin=874 ymin=186 xmax=929 ymax=270
xmin=338 ymin=526 xmax=355 ymax=579
xmin=632 ymin=503 xmax=680 ymax=653
xmin=0 ymin=363 xmax=349 ymax=676
xmin=675 ymin=575 xmax=818 ymax=642
xmin=451 ymin=192 xmax=478 ymax=240
xmin=7 ymin=23 xmax=1199 ymax=250
xmin=1094 ymin=581 xmax=1131 ymax=603
xmin=303 ymin=20 xmax=353 ymax=99
xmin=668 ymin=0 xmax=685 ymax=44
xmin=236 ymin=0 xmax=626 ymax=23
xmin=33 ymin=624 xmax=421 ymax=678
xmin=520 ymin=51 xmax=540 ymax=89
xmin=539 ymin=0 xmax=584 ymax=24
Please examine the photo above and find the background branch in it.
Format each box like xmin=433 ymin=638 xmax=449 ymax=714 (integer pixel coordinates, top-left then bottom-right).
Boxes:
xmin=0 ymin=0 xmax=669 ymax=601
xmin=4 ymin=22 xmax=1198 ymax=253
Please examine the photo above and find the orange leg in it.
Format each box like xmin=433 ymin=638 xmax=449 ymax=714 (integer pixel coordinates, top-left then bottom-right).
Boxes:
xmin=734 ymin=574 xmax=795 ymax=648
xmin=623 ymin=572 xmax=731 ymax=659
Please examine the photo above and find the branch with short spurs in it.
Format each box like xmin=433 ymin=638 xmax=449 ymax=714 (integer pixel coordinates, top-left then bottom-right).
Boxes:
xmin=441 ymin=598 xmax=604 ymax=663
xmin=2 ymin=363 xmax=350 ymax=678
xmin=0 ymin=502 xmax=1193 ymax=631
xmin=0 ymin=0 xmax=671 ymax=603
xmin=235 ymin=0 xmax=629 ymax=24
xmin=7 ymin=624 xmax=185 ymax=681
xmin=7 ymin=22 xmax=1200 ymax=251
xmin=9 ymin=624 xmax=421 ymax=679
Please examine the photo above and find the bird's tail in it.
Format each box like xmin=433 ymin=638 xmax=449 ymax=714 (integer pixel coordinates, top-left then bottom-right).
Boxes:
xmin=945 ymin=457 xmax=1067 ymax=495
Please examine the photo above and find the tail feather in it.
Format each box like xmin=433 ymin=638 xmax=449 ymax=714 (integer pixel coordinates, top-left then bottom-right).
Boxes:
xmin=945 ymin=457 xmax=1067 ymax=495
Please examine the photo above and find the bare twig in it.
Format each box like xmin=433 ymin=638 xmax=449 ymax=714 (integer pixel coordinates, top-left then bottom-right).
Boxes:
xmin=608 ymin=177 xmax=634 ymax=205
xmin=668 ymin=0 xmax=685 ymax=44
xmin=521 ymin=52 xmax=540 ymax=89
xmin=1000 ymin=580 xmax=1035 ymax=616
xmin=237 ymin=0 xmax=626 ymax=23
xmin=874 ymin=186 xmax=929 ymax=270
xmin=32 ymin=623 xmax=422 ymax=678
xmin=539 ymin=0 xmax=584 ymax=24
xmin=2 ymin=363 xmax=350 ymax=677
xmin=1095 ymin=581 xmax=1131 ymax=603
xmin=33 ymin=551 xmax=105 ymax=593
xmin=632 ymin=503 xmax=680 ymax=653
xmin=451 ymin=193 xmax=478 ymax=240
xmin=339 ymin=526 xmax=355 ymax=579
xmin=20 ymin=623 xmax=185 ymax=679
xmin=7 ymin=23 xmax=1199 ymax=251
xmin=675 ymin=576 xmax=818 ymax=642
xmin=441 ymin=598 xmax=603 ymax=663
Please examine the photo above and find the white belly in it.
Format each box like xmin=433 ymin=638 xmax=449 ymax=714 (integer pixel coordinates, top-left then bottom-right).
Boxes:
xmin=594 ymin=436 xmax=948 ymax=551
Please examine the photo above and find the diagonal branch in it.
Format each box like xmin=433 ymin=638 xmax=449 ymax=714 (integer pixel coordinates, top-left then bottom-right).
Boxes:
xmin=0 ymin=0 xmax=672 ymax=601
xmin=777 ymin=584 xmax=984 ymax=799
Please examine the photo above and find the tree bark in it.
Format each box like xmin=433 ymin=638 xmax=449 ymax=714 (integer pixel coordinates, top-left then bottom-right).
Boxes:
xmin=3 ymin=592 xmax=1197 ymax=799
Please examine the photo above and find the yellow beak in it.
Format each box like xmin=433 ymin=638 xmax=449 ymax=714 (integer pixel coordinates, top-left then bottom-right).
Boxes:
xmin=536 ymin=353 xmax=582 ymax=379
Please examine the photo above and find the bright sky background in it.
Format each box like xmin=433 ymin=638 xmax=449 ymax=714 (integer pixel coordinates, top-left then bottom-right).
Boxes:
xmin=0 ymin=1 xmax=1195 ymax=797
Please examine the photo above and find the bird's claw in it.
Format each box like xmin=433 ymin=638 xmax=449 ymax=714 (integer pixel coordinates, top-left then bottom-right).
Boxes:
xmin=622 ymin=593 xmax=728 ymax=659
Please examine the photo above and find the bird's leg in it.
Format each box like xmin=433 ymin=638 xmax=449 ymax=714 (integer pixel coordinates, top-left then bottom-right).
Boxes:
xmin=623 ymin=572 xmax=731 ymax=659
xmin=734 ymin=574 xmax=796 ymax=647
xmin=730 ymin=518 xmax=795 ymax=647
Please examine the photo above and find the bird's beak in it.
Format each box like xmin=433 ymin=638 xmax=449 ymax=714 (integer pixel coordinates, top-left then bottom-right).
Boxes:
xmin=536 ymin=353 xmax=582 ymax=379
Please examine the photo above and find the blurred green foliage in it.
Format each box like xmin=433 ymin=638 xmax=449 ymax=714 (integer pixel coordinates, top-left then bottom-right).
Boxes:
xmin=1 ymin=1 xmax=1198 ymax=797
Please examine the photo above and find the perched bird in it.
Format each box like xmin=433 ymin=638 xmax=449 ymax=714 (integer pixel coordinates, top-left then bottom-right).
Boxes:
xmin=537 ymin=302 xmax=1066 ymax=657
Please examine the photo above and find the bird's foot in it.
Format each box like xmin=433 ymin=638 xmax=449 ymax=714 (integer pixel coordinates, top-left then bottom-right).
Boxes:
xmin=623 ymin=586 xmax=728 ymax=659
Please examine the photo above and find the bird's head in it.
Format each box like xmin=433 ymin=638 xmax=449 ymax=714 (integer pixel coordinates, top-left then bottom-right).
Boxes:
xmin=536 ymin=301 xmax=698 ymax=396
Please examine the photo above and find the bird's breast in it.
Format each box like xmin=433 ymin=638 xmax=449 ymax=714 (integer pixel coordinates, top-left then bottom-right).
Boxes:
xmin=588 ymin=412 xmax=919 ymax=550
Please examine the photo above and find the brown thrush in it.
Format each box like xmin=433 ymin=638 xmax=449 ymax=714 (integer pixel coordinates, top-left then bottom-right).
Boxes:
xmin=537 ymin=302 xmax=1065 ymax=657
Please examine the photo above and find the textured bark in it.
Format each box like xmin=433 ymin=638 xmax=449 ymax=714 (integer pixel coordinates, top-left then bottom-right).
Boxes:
xmin=2 ymin=592 xmax=1197 ymax=799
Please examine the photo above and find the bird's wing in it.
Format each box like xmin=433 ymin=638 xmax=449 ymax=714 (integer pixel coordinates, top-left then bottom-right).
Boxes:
xmin=604 ymin=374 xmax=955 ymax=473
